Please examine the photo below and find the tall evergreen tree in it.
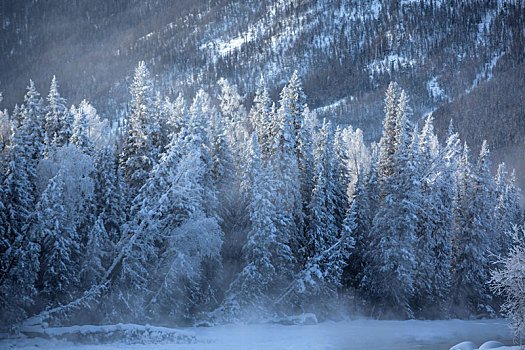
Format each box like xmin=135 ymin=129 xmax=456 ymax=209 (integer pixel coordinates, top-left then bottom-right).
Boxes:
xmin=493 ymin=163 xmax=521 ymax=259
xmin=45 ymin=76 xmax=71 ymax=147
xmin=94 ymin=145 xmax=125 ymax=245
xmin=270 ymin=84 xmax=302 ymax=265
xmin=223 ymin=133 xmax=293 ymax=320
xmin=450 ymin=142 xmax=493 ymax=316
xmin=250 ymin=75 xmax=274 ymax=162
xmin=70 ymin=100 xmax=95 ymax=156
xmin=119 ymin=126 xmax=223 ymax=323
xmin=0 ymin=121 xmax=40 ymax=324
xmin=21 ymin=80 xmax=45 ymax=164
xmin=412 ymin=114 xmax=454 ymax=317
xmin=36 ymin=169 xmax=80 ymax=308
xmin=377 ymin=81 xmax=399 ymax=181
xmin=119 ymin=61 xmax=159 ymax=199
xmin=361 ymin=86 xmax=419 ymax=318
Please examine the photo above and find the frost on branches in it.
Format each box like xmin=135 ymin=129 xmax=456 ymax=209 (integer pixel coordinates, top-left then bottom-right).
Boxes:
xmin=0 ymin=62 xmax=521 ymax=330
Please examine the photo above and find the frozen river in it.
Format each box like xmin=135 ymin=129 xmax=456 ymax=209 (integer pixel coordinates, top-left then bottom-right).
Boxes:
xmin=1 ymin=318 xmax=517 ymax=350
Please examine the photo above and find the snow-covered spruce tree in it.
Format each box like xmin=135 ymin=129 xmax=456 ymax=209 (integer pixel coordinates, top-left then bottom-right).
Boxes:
xmin=152 ymin=93 xmax=171 ymax=154
xmin=187 ymin=89 xmax=219 ymax=218
xmin=493 ymin=163 xmax=522 ymax=259
xmin=280 ymin=71 xmax=315 ymax=258
xmin=119 ymin=61 xmax=160 ymax=200
xmin=450 ymin=142 xmax=494 ymax=317
xmin=305 ymin=120 xmax=340 ymax=260
xmin=0 ymin=107 xmax=12 ymax=148
xmin=274 ymin=73 xmax=311 ymax=261
xmin=35 ymin=169 xmax=80 ymax=310
xmin=490 ymin=225 xmax=525 ymax=339
xmin=45 ymin=76 xmax=72 ymax=148
xmin=0 ymin=121 xmax=40 ymax=326
xmin=343 ymin=153 xmax=379 ymax=300
xmin=21 ymin=80 xmax=45 ymax=165
xmin=278 ymin=119 xmax=353 ymax=316
xmin=118 ymin=123 xmax=223 ymax=324
xmin=209 ymin=105 xmax=243 ymax=293
xmin=361 ymin=88 xmax=419 ymax=319
xmin=80 ymin=214 xmax=108 ymax=289
xmin=377 ymin=81 xmax=399 ymax=181
xmin=222 ymin=133 xmax=293 ymax=321
xmin=475 ymin=142 xmax=498 ymax=296
xmin=250 ymin=75 xmax=275 ymax=162
xmin=93 ymin=145 xmax=125 ymax=246
xmin=268 ymin=83 xmax=302 ymax=270
xmin=331 ymin=126 xmax=351 ymax=238
xmin=32 ymin=145 xmax=95 ymax=310
xmin=70 ymin=101 xmax=95 ymax=156
xmin=218 ymin=78 xmax=249 ymax=158
xmin=411 ymin=114 xmax=454 ymax=318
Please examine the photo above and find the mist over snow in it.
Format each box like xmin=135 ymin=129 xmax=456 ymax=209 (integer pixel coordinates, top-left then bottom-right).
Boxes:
xmin=0 ymin=1 xmax=525 ymax=349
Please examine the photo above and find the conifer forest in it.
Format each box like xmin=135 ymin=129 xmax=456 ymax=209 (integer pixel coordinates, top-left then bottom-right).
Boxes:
xmin=1 ymin=64 xmax=522 ymax=329
xmin=1 ymin=1 xmax=525 ymax=348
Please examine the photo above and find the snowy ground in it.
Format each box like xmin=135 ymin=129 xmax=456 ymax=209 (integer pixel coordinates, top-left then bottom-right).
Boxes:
xmin=1 ymin=319 xmax=519 ymax=350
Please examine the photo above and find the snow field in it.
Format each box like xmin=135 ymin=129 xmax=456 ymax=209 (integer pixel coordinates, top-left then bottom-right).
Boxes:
xmin=1 ymin=319 xmax=517 ymax=350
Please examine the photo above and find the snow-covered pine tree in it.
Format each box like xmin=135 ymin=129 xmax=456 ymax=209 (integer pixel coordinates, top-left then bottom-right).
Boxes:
xmin=208 ymin=107 xmax=242 ymax=292
xmin=412 ymin=114 xmax=454 ymax=318
xmin=332 ymin=125 xmax=351 ymax=236
xmin=119 ymin=61 xmax=160 ymax=200
xmin=270 ymin=83 xmax=302 ymax=268
xmin=305 ymin=120 xmax=339 ymax=259
xmin=93 ymin=145 xmax=125 ymax=246
xmin=339 ymin=125 xmax=371 ymax=198
xmin=343 ymin=152 xmax=379 ymax=299
xmin=11 ymin=104 xmax=23 ymax=129
xmin=283 ymin=119 xmax=352 ymax=316
xmin=165 ymin=93 xmax=186 ymax=140
xmin=152 ymin=93 xmax=171 ymax=154
xmin=70 ymin=101 xmax=95 ymax=156
xmin=80 ymin=214 xmax=108 ymax=291
xmin=377 ymin=81 xmax=399 ymax=181
xmin=280 ymin=71 xmax=315 ymax=256
xmin=21 ymin=80 xmax=45 ymax=165
xmin=222 ymin=133 xmax=293 ymax=320
xmin=188 ymin=89 xmax=219 ymax=218
xmin=119 ymin=123 xmax=223 ymax=323
xmin=493 ymin=163 xmax=522 ymax=259
xmin=450 ymin=142 xmax=493 ymax=316
xmin=35 ymin=169 xmax=80 ymax=309
xmin=0 ymin=121 xmax=40 ymax=325
xmin=361 ymin=87 xmax=419 ymax=319
xmin=475 ymin=141 xmax=498 ymax=293
xmin=218 ymin=78 xmax=249 ymax=154
xmin=45 ymin=76 xmax=72 ymax=148
xmin=275 ymin=73 xmax=311 ymax=260
xmin=250 ymin=75 xmax=274 ymax=162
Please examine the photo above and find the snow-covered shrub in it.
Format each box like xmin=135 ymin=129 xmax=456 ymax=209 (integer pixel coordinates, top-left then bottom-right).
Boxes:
xmin=490 ymin=225 xmax=525 ymax=338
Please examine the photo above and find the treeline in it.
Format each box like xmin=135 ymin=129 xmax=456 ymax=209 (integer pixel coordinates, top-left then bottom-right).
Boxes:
xmin=0 ymin=63 xmax=522 ymax=329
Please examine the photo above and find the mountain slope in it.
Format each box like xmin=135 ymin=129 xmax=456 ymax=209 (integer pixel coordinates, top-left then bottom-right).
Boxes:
xmin=1 ymin=0 xmax=524 ymax=189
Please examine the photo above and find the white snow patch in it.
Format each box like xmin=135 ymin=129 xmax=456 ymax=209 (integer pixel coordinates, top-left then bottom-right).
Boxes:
xmin=427 ymin=77 xmax=447 ymax=101
xmin=466 ymin=52 xmax=504 ymax=94
xmin=450 ymin=341 xmax=477 ymax=350
xmin=314 ymin=97 xmax=352 ymax=115
xmin=367 ymin=54 xmax=417 ymax=79
xmin=201 ymin=31 xmax=254 ymax=57
xmin=479 ymin=340 xmax=506 ymax=349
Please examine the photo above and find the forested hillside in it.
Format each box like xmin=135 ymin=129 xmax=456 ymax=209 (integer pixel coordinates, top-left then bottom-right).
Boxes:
xmin=0 ymin=63 xmax=522 ymax=329
xmin=1 ymin=1 xmax=524 ymax=184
